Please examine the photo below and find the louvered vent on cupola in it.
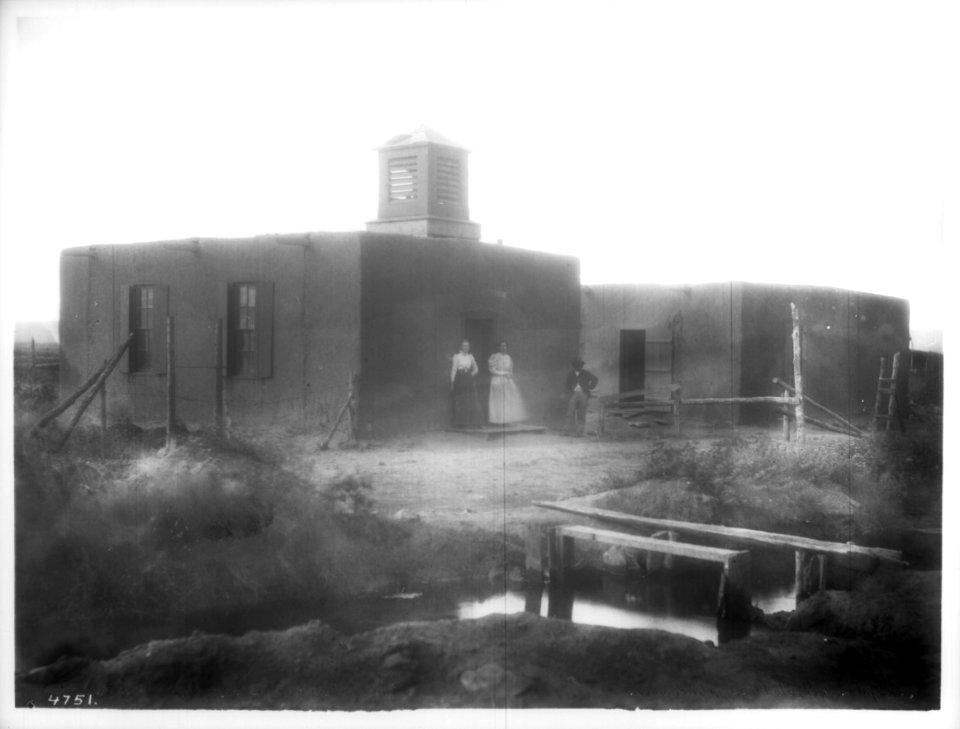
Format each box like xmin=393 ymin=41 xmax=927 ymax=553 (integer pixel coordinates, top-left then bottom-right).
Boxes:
xmin=367 ymin=125 xmax=480 ymax=241
xmin=388 ymin=156 xmax=419 ymax=201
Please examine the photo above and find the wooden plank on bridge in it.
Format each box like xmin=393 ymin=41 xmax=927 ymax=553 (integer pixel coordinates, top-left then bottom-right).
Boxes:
xmin=551 ymin=524 xmax=752 ymax=622
xmin=534 ymin=501 xmax=905 ymax=566
xmin=556 ymin=525 xmax=743 ymax=564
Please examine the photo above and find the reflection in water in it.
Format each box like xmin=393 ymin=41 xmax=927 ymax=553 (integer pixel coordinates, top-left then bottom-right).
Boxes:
xmin=458 ymin=556 xmax=796 ymax=645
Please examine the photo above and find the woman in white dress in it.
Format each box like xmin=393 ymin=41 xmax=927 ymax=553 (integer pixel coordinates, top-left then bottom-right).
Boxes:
xmin=487 ymin=340 xmax=527 ymax=425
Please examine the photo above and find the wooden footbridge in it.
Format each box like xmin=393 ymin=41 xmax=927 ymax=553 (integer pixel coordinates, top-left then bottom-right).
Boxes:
xmin=528 ymin=501 xmax=906 ymax=626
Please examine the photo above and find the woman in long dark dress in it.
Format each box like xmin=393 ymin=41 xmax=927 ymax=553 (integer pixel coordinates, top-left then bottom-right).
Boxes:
xmin=450 ymin=339 xmax=482 ymax=427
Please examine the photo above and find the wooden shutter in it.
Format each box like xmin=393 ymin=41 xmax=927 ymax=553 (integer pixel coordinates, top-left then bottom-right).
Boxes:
xmin=255 ymin=281 xmax=274 ymax=378
xmin=119 ymin=284 xmax=131 ymax=373
xmin=151 ymin=285 xmax=170 ymax=375
xmin=256 ymin=281 xmax=273 ymax=377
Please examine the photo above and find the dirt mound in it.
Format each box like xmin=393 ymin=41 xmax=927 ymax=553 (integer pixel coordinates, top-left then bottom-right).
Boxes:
xmin=16 ymin=612 xmax=935 ymax=710
xmin=787 ymin=569 xmax=941 ymax=651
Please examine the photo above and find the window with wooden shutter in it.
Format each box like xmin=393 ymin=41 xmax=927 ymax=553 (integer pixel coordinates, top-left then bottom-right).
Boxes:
xmin=125 ymin=284 xmax=169 ymax=374
xmin=227 ymin=281 xmax=273 ymax=378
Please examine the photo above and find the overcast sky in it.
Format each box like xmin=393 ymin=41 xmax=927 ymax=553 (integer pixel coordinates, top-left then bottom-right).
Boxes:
xmin=1 ymin=0 xmax=956 ymax=345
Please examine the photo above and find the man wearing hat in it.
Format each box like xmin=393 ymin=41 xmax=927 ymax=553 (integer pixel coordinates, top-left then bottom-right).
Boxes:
xmin=564 ymin=358 xmax=599 ymax=437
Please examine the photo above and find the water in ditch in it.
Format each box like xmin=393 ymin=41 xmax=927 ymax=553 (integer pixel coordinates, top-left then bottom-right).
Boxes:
xmin=19 ymin=547 xmax=796 ymax=671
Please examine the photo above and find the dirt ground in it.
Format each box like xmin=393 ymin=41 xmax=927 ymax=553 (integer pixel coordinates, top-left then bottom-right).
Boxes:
xmin=285 ymin=427 xmax=663 ymax=531
xmin=14 ymin=418 xmax=945 ymax=713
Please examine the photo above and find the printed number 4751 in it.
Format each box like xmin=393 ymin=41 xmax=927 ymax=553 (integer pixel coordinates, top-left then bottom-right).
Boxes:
xmin=47 ymin=694 xmax=95 ymax=706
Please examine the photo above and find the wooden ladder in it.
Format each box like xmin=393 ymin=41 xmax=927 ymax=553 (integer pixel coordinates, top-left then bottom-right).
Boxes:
xmin=874 ymin=352 xmax=902 ymax=431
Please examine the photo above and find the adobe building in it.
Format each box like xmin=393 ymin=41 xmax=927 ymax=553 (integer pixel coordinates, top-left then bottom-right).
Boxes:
xmin=59 ymin=127 xmax=581 ymax=437
xmin=581 ymin=283 xmax=910 ymax=425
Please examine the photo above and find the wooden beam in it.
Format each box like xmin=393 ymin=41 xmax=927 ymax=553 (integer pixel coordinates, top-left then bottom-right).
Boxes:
xmin=773 ymin=377 xmax=865 ymax=436
xmin=775 ymin=408 xmax=862 ymax=438
xmin=557 ymin=525 xmax=746 ymax=564
xmin=319 ymin=376 xmax=355 ymax=451
xmin=534 ymin=501 xmax=905 ymax=565
xmin=524 ymin=525 xmax=546 ymax=584
xmin=719 ymin=551 xmax=752 ymax=622
xmin=681 ymin=396 xmax=798 ymax=405
xmin=58 ymin=334 xmax=135 ymax=447
xmin=30 ymin=352 xmax=115 ymax=435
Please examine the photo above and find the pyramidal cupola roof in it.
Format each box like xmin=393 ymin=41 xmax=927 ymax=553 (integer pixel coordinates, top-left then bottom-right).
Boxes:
xmin=379 ymin=124 xmax=466 ymax=150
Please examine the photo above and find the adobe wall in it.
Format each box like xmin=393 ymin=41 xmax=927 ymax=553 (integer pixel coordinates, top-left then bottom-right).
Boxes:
xmin=59 ymin=233 xmax=362 ymax=431
xmin=739 ymin=285 xmax=910 ymax=424
xmin=358 ymin=234 xmax=581 ymax=435
xmin=581 ymin=283 xmax=743 ymax=424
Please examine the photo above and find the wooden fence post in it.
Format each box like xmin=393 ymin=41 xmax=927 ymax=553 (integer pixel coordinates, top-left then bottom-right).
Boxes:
xmin=781 ymin=384 xmax=792 ymax=441
xmin=166 ymin=316 xmax=176 ymax=449
xmin=215 ymin=318 xmax=225 ymax=435
xmin=100 ymin=385 xmax=107 ymax=457
xmin=791 ymin=303 xmax=805 ymax=444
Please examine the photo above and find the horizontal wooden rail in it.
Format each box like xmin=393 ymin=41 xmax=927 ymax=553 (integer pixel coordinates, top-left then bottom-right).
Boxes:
xmin=681 ymin=396 xmax=799 ymax=405
xmin=534 ymin=501 xmax=905 ymax=565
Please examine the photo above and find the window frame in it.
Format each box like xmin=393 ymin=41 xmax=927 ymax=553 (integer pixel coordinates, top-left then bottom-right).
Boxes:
xmin=226 ymin=281 xmax=274 ymax=379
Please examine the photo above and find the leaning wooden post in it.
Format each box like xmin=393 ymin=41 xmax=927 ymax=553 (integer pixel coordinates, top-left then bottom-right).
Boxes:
xmin=791 ymin=303 xmax=805 ymax=444
xmin=215 ymin=318 xmax=225 ymax=435
xmin=55 ymin=334 xmax=134 ymax=447
xmin=166 ymin=316 xmax=176 ymax=450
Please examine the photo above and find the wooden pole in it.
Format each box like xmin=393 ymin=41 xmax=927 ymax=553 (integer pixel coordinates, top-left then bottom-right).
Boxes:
xmin=775 ymin=408 xmax=862 ymax=437
xmin=794 ymin=549 xmax=807 ymax=605
xmin=887 ymin=351 xmax=901 ymax=431
xmin=525 ymin=525 xmax=545 ymax=585
xmin=30 ymin=337 xmax=37 ymax=386
xmin=51 ymin=335 xmax=133 ymax=446
xmin=100 ymin=384 xmax=107 ymax=457
xmin=781 ymin=385 xmax=792 ymax=441
xmin=166 ymin=316 xmax=176 ymax=450
xmin=319 ymin=374 xmax=355 ymax=450
xmin=773 ymin=377 xmax=865 ymax=436
xmin=719 ymin=552 xmax=752 ymax=622
xmin=29 ymin=342 xmax=123 ymax=436
xmin=680 ymin=396 xmax=798 ymax=405
xmin=791 ymin=303 xmax=805 ymax=444
xmin=874 ymin=356 xmax=886 ymax=431
xmin=672 ymin=388 xmax=681 ymax=437
xmin=215 ymin=318 xmax=225 ymax=435
xmin=347 ymin=369 xmax=358 ymax=442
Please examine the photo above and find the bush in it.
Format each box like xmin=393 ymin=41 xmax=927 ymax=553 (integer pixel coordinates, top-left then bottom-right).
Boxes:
xmin=602 ymin=430 xmax=940 ymax=542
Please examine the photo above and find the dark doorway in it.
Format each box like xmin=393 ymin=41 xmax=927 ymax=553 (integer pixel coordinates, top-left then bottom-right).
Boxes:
xmin=464 ymin=317 xmax=494 ymax=421
xmin=619 ymin=329 xmax=646 ymax=394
